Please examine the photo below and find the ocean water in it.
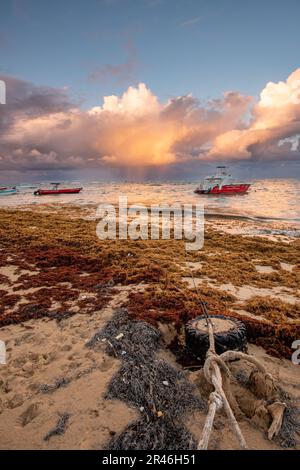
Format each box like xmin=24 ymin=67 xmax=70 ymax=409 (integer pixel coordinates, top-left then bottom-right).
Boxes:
xmin=0 ymin=179 xmax=300 ymax=224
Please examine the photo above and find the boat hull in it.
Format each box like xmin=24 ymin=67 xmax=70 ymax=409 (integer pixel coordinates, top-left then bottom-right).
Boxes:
xmin=0 ymin=189 xmax=17 ymax=195
xmin=194 ymin=184 xmax=251 ymax=195
xmin=34 ymin=188 xmax=82 ymax=195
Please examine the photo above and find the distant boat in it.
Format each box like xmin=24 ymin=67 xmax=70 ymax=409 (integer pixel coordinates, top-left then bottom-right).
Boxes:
xmin=18 ymin=184 xmax=37 ymax=189
xmin=0 ymin=187 xmax=17 ymax=195
xmin=34 ymin=182 xmax=82 ymax=196
xmin=194 ymin=166 xmax=251 ymax=195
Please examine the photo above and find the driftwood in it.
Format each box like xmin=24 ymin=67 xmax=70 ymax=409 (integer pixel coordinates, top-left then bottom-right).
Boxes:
xmin=268 ymin=402 xmax=287 ymax=440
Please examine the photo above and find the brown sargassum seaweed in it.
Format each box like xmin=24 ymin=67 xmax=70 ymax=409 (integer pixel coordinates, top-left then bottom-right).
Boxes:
xmin=0 ymin=208 xmax=299 ymax=358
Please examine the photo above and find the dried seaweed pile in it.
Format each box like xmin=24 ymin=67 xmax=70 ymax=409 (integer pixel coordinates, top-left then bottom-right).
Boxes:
xmin=39 ymin=364 xmax=97 ymax=394
xmin=44 ymin=413 xmax=70 ymax=441
xmin=86 ymin=308 xmax=206 ymax=450
xmin=2 ymin=301 xmax=78 ymax=326
xmin=278 ymin=403 xmax=300 ymax=448
xmin=127 ymin=284 xmax=236 ymax=327
xmin=1 ymin=208 xmax=299 ymax=359
xmin=0 ymin=208 xmax=183 ymax=323
xmin=225 ymin=310 xmax=300 ymax=359
xmin=244 ymin=296 xmax=300 ymax=322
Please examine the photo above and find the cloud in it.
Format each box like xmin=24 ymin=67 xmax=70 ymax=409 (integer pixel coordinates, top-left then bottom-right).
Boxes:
xmin=209 ymin=68 xmax=300 ymax=160
xmin=0 ymin=75 xmax=73 ymax=131
xmin=1 ymin=69 xmax=300 ymax=175
xmin=181 ymin=16 xmax=202 ymax=27
xmin=89 ymin=41 xmax=138 ymax=85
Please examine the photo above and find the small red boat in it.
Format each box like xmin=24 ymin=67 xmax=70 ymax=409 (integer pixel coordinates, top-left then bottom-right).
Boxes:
xmin=194 ymin=167 xmax=251 ymax=195
xmin=34 ymin=183 xmax=82 ymax=196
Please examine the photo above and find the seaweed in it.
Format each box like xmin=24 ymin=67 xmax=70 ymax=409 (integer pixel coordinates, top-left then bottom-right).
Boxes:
xmin=223 ymin=311 xmax=300 ymax=359
xmin=278 ymin=403 xmax=300 ymax=448
xmin=87 ymin=308 xmax=205 ymax=450
xmin=0 ymin=208 xmax=299 ymax=360
xmin=109 ymin=417 xmax=196 ymax=450
xmin=40 ymin=378 xmax=71 ymax=394
xmin=127 ymin=284 xmax=235 ymax=328
xmin=243 ymin=296 xmax=300 ymax=322
xmin=43 ymin=413 xmax=70 ymax=441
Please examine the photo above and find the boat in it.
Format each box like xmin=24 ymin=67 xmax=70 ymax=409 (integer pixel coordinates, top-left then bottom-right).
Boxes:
xmin=0 ymin=187 xmax=17 ymax=195
xmin=194 ymin=167 xmax=251 ymax=195
xmin=34 ymin=183 xmax=82 ymax=196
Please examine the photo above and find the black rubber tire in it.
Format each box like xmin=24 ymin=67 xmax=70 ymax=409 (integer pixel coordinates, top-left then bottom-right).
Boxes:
xmin=185 ymin=314 xmax=247 ymax=362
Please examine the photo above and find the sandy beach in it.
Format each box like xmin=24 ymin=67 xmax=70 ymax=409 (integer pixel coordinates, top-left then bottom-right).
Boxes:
xmin=0 ymin=205 xmax=299 ymax=450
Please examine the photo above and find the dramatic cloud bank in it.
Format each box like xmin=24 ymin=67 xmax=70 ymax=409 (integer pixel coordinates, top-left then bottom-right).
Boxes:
xmin=0 ymin=69 xmax=300 ymax=175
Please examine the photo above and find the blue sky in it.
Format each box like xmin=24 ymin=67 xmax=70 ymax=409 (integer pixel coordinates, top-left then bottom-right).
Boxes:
xmin=1 ymin=0 xmax=300 ymax=107
xmin=0 ymin=0 xmax=300 ymax=181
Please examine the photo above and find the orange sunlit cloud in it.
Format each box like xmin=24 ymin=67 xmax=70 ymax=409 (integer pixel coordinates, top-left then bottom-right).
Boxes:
xmin=1 ymin=70 xmax=300 ymax=173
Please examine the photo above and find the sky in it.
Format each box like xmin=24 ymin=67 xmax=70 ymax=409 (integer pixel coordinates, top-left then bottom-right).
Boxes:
xmin=0 ymin=0 xmax=300 ymax=182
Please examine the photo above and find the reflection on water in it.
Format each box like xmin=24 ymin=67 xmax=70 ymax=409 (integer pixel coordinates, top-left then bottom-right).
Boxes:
xmin=0 ymin=179 xmax=299 ymax=223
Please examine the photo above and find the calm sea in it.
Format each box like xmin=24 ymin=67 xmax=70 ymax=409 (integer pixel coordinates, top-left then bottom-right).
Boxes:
xmin=0 ymin=179 xmax=299 ymax=225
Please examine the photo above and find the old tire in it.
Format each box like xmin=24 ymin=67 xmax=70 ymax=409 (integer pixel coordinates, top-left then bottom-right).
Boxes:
xmin=185 ymin=314 xmax=247 ymax=362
